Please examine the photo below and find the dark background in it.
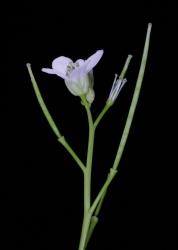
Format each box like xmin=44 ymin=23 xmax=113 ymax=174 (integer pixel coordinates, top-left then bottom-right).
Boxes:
xmin=3 ymin=0 xmax=177 ymax=249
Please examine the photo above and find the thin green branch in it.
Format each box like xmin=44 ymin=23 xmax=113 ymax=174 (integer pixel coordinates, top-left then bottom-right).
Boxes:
xmin=94 ymin=104 xmax=110 ymax=129
xmin=27 ymin=63 xmax=86 ymax=173
xmin=90 ymin=168 xmax=117 ymax=215
xmin=58 ymin=137 xmax=86 ymax=173
xmin=84 ymin=216 xmax=98 ymax=249
xmin=94 ymin=184 xmax=107 ymax=217
xmin=26 ymin=63 xmax=62 ymax=138
xmin=112 ymin=23 xmax=152 ymax=170
xmin=119 ymin=54 xmax=133 ymax=79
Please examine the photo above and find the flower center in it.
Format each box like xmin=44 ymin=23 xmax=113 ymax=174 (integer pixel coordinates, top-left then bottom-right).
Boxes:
xmin=66 ymin=62 xmax=79 ymax=76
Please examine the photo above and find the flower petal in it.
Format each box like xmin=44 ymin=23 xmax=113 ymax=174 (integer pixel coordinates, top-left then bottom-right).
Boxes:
xmin=42 ymin=68 xmax=55 ymax=74
xmin=70 ymin=50 xmax=103 ymax=79
xmin=85 ymin=50 xmax=104 ymax=73
xmin=52 ymin=56 xmax=73 ymax=79
xmin=75 ymin=59 xmax=85 ymax=66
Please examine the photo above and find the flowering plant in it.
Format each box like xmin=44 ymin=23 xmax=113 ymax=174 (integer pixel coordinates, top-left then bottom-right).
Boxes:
xmin=26 ymin=23 xmax=152 ymax=250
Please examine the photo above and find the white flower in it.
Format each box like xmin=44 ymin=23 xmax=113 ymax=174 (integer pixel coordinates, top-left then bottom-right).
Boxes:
xmin=107 ymin=74 xmax=127 ymax=104
xmin=42 ymin=50 xmax=103 ymax=101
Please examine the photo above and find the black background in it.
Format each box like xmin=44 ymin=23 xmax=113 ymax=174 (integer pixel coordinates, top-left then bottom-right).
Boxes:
xmin=3 ymin=0 xmax=177 ymax=249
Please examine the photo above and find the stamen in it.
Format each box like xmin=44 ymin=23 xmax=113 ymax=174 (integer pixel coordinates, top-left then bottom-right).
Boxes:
xmin=66 ymin=62 xmax=76 ymax=76
xmin=110 ymin=74 xmax=119 ymax=95
xmin=114 ymin=73 xmax=118 ymax=82
xmin=108 ymin=77 xmax=127 ymax=103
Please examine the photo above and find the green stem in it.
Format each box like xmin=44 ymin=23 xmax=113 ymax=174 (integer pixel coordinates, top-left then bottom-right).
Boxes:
xmin=84 ymin=215 xmax=98 ymax=249
xmin=90 ymin=168 xmax=117 ymax=215
xmin=78 ymin=212 xmax=92 ymax=250
xmin=84 ymin=173 xmax=110 ymax=249
xmin=112 ymin=23 xmax=152 ymax=170
xmin=94 ymin=23 xmax=152 ymax=209
xmin=83 ymin=55 xmax=134 ymax=246
xmin=58 ymin=137 xmax=86 ymax=173
xmin=119 ymin=54 xmax=133 ymax=79
xmin=94 ymin=104 xmax=111 ymax=129
xmin=27 ymin=63 xmax=86 ymax=173
xmin=78 ymin=96 xmax=95 ymax=250
xmin=26 ymin=63 xmax=62 ymax=138
xmin=94 ymin=183 xmax=107 ymax=217
xmin=82 ymin=96 xmax=95 ymax=210
xmin=85 ymin=23 xmax=152 ymax=246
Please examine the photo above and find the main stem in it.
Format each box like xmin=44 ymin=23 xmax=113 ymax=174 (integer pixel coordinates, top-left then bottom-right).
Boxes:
xmin=78 ymin=96 xmax=95 ymax=250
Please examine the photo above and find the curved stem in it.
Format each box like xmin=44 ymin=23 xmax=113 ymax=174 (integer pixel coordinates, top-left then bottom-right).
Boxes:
xmin=27 ymin=64 xmax=86 ymax=173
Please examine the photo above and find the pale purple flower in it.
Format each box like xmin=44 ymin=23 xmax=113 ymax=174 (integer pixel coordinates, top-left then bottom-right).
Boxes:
xmin=42 ymin=50 xmax=103 ymax=99
xmin=107 ymin=74 xmax=127 ymax=104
